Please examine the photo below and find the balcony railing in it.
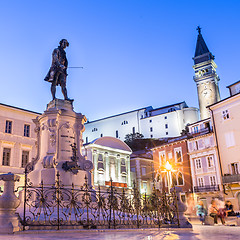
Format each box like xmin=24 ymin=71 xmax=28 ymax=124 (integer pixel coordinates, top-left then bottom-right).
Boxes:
xmin=194 ymin=185 xmax=219 ymax=193
xmin=190 ymin=127 xmax=213 ymax=137
xmin=222 ymin=174 xmax=240 ymax=184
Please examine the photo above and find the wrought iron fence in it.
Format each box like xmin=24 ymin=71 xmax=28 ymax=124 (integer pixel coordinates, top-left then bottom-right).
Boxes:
xmin=20 ymin=171 xmax=179 ymax=230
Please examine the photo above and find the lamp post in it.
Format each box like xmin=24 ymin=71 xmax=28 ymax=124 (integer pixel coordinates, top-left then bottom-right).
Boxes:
xmin=165 ymin=161 xmax=173 ymax=194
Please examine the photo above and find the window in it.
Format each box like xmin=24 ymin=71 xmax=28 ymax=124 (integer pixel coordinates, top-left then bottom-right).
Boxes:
xmin=207 ymin=156 xmax=214 ymax=168
xmin=149 ymin=119 xmax=152 ymax=123
xmin=198 ymin=177 xmax=204 ymax=187
xmin=178 ymin=172 xmax=184 ymax=185
xmin=150 ymin=134 xmax=153 ymax=138
xmin=5 ymin=120 xmax=12 ymax=134
xmin=165 ymin=124 xmax=168 ymax=129
xmin=195 ymin=158 xmax=202 ymax=169
xmin=132 ymin=127 xmax=135 ymax=134
xmin=150 ymin=127 xmax=153 ymax=132
xmin=116 ymin=130 xmax=119 ymax=138
xmin=231 ymin=163 xmax=239 ymax=175
xmin=2 ymin=148 xmax=11 ymax=166
xmin=222 ymin=110 xmax=229 ymax=120
xmin=86 ymin=137 xmax=88 ymax=143
xmin=209 ymin=176 xmax=216 ymax=186
xmin=142 ymin=167 xmax=146 ymax=176
xmin=121 ymin=158 xmax=126 ymax=173
xmin=195 ymin=141 xmax=198 ymax=150
xmin=122 ymin=176 xmax=127 ymax=183
xmin=100 ymin=134 xmax=103 ymax=137
xmin=22 ymin=151 xmax=29 ymax=168
xmin=159 ymin=151 xmax=165 ymax=165
xmin=121 ymin=120 xmax=128 ymax=125
xmin=24 ymin=124 xmax=30 ymax=137
xmin=92 ymin=128 xmax=98 ymax=132
xmin=225 ymin=132 xmax=235 ymax=148
xmin=174 ymin=148 xmax=182 ymax=163
xmin=166 ymin=132 xmax=168 ymax=135
xmin=164 ymin=116 xmax=167 ymax=119
xmin=193 ymin=126 xmax=199 ymax=133
xmin=130 ymin=167 xmax=135 ymax=172
xmin=142 ymin=182 xmax=147 ymax=193
xmin=198 ymin=139 xmax=204 ymax=149
xmin=97 ymin=154 xmax=104 ymax=170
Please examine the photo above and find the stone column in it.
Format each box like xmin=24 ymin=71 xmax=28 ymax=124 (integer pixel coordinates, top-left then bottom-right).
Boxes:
xmin=104 ymin=152 xmax=109 ymax=182
xmin=0 ymin=172 xmax=21 ymax=234
xmin=126 ymin=157 xmax=131 ymax=187
xmin=117 ymin=156 xmax=121 ymax=183
xmin=93 ymin=152 xmax=98 ymax=185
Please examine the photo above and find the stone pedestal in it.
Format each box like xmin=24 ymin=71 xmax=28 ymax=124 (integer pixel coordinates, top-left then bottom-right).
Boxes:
xmin=171 ymin=187 xmax=192 ymax=228
xmin=28 ymin=99 xmax=93 ymax=187
xmin=0 ymin=173 xmax=21 ymax=234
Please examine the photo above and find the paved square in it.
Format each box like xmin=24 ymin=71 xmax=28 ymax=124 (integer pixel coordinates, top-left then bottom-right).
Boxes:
xmin=0 ymin=225 xmax=239 ymax=240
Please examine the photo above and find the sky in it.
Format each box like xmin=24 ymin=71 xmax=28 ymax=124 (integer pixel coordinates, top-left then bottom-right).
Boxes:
xmin=1 ymin=0 xmax=240 ymax=121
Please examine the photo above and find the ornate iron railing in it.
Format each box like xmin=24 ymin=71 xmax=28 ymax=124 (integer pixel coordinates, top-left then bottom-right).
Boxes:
xmin=20 ymin=171 xmax=179 ymax=230
xmin=193 ymin=185 xmax=219 ymax=192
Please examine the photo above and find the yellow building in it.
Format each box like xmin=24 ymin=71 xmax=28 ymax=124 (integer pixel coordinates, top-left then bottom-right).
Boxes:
xmin=209 ymin=80 xmax=240 ymax=210
xmin=0 ymin=103 xmax=40 ymax=187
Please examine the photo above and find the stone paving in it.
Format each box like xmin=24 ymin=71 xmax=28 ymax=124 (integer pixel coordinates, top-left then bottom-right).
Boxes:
xmin=0 ymin=224 xmax=239 ymax=240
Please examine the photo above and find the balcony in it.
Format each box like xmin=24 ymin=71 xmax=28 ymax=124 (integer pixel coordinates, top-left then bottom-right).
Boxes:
xmin=194 ymin=185 xmax=219 ymax=193
xmin=222 ymin=174 xmax=240 ymax=184
xmin=190 ymin=127 xmax=213 ymax=137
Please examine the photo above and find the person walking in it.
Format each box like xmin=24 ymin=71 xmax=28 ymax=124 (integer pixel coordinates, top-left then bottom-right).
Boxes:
xmin=195 ymin=200 xmax=207 ymax=224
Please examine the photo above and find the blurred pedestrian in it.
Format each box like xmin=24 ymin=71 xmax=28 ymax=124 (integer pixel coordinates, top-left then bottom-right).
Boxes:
xmin=208 ymin=199 xmax=225 ymax=225
xmin=195 ymin=200 xmax=207 ymax=224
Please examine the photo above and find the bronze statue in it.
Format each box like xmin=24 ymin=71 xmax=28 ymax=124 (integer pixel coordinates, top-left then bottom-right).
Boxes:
xmin=44 ymin=39 xmax=72 ymax=101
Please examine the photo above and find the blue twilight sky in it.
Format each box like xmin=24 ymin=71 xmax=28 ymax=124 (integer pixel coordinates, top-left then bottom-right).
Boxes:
xmin=1 ymin=1 xmax=240 ymax=121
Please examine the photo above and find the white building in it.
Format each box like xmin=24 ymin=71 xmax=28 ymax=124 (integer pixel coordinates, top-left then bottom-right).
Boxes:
xmin=84 ymin=137 xmax=132 ymax=190
xmin=84 ymin=101 xmax=199 ymax=143
xmin=0 ymin=103 xmax=40 ymax=187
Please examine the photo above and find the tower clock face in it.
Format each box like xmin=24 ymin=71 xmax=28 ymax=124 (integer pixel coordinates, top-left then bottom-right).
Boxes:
xmin=201 ymin=88 xmax=212 ymax=98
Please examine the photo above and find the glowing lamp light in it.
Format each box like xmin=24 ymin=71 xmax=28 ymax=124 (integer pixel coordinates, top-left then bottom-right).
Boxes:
xmin=165 ymin=161 xmax=172 ymax=171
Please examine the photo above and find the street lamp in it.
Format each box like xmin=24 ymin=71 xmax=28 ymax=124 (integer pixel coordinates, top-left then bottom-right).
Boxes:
xmin=165 ymin=161 xmax=172 ymax=194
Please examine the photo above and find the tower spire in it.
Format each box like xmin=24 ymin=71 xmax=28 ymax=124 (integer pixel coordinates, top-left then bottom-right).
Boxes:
xmin=194 ymin=27 xmax=214 ymax=62
xmin=192 ymin=27 xmax=220 ymax=120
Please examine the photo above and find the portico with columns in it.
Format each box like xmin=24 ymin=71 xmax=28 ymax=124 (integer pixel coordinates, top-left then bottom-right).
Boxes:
xmin=84 ymin=137 xmax=132 ymax=189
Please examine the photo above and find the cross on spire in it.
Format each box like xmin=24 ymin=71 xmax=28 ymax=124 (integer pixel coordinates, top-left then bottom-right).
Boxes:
xmin=197 ymin=26 xmax=201 ymax=34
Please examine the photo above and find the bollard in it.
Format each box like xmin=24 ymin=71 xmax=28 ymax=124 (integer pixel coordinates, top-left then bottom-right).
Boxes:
xmin=0 ymin=172 xmax=21 ymax=234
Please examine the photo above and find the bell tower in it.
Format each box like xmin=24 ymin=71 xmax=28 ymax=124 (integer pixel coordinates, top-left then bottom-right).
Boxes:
xmin=193 ymin=27 xmax=220 ymax=120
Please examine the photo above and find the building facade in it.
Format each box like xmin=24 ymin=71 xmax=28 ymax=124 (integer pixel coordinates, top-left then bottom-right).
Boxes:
xmin=130 ymin=150 xmax=153 ymax=195
xmin=152 ymin=136 xmax=192 ymax=203
xmin=193 ymin=27 xmax=220 ymax=120
xmin=209 ymin=81 xmax=240 ymax=210
xmin=187 ymin=118 xmax=222 ymax=207
xmin=0 ymin=103 xmax=40 ymax=187
xmin=84 ymin=137 xmax=132 ymax=190
xmin=84 ymin=101 xmax=199 ymax=143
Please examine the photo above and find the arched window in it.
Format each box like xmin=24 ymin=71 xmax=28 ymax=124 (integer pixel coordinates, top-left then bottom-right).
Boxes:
xmin=178 ymin=172 xmax=184 ymax=185
xmin=121 ymin=158 xmax=126 ymax=173
xmin=97 ymin=154 xmax=104 ymax=170
xmin=172 ymin=173 xmax=177 ymax=186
